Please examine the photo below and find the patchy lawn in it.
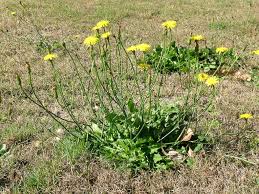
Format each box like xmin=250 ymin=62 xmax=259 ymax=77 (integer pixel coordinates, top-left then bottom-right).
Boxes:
xmin=0 ymin=0 xmax=258 ymax=193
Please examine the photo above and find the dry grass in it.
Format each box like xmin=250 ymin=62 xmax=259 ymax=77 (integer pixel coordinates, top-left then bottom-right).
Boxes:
xmin=0 ymin=0 xmax=259 ymax=193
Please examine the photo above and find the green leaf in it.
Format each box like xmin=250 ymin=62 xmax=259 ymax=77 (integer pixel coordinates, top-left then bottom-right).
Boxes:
xmin=194 ymin=143 xmax=203 ymax=152
xmin=186 ymin=158 xmax=195 ymax=167
xmin=150 ymin=146 xmax=159 ymax=154
xmin=153 ymin=153 xmax=163 ymax=163
xmin=209 ymin=65 xmax=217 ymax=69
xmin=204 ymin=67 xmax=210 ymax=72
xmin=155 ymin=163 xmax=167 ymax=170
xmin=128 ymin=98 xmax=137 ymax=113
xmin=91 ymin=123 xmax=102 ymax=135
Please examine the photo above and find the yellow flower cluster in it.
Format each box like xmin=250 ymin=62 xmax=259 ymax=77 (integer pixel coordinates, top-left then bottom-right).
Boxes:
xmin=216 ymin=47 xmax=229 ymax=54
xmin=126 ymin=43 xmax=151 ymax=53
xmin=82 ymin=20 xmax=112 ymax=46
xmin=44 ymin=53 xmax=58 ymax=61
xmin=101 ymin=32 xmax=111 ymax=39
xmin=162 ymin=20 xmax=177 ymax=30
xmin=197 ymin=73 xmax=219 ymax=86
xmin=126 ymin=45 xmax=137 ymax=52
xmin=239 ymin=113 xmax=253 ymax=119
xmin=205 ymin=76 xmax=219 ymax=86
xmin=83 ymin=36 xmax=99 ymax=46
xmin=191 ymin=35 xmax=205 ymax=41
xmin=197 ymin=73 xmax=209 ymax=82
xmin=92 ymin=20 xmax=110 ymax=31
xmin=137 ymin=43 xmax=151 ymax=52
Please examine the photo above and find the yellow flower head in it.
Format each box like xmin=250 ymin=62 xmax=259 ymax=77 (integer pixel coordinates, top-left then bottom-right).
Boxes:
xmin=101 ymin=32 xmax=111 ymax=39
xmin=162 ymin=20 xmax=177 ymax=29
xmin=205 ymin=76 xmax=219 ymax=86
xmin=251 ymin=50 xmax=259 ymax=55
xmin=11 ymin=11 xmax=16 ymax=16
xmin=83 ymin=36 xmax=99 ymax=46
xmin=92 ymin=20 xmax=110 ymax=31
xmin=216 ymin=47 xmax=229 ymax=54
xmin=44 ymin=53 xmax=58 ymax=61
xmin=239 ymin=113 xmax=253 ymax=119
xmin=138 ymin=63 xmax=151 ymax=71
xmin=191 ymin=35 xmax=205 ymax=41
xmin=197 ymin=73 xmax=209 ymax=82
xmin=127 ymin=43 xmax=151 ymax=53
xmin=96 ymin=20 xmax=109 ymax=28
xmin=135 ymin=43 xmax=151 ymax=52
xmin=126 ymin=45 xmax=137 ymax=52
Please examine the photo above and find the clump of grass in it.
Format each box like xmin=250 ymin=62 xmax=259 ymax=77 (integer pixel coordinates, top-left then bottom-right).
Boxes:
xmin=0 ymin=124 xmax=38 ymax=146
xmin=17 ymin=160 xmax=59 ymax=193
xmin=13 ymin=135 xmax=87 ymax=193
xmin=251 ymin=66 xmax=259 ymax=87
xmin=209 ymin=22 xmax=228 ymax=30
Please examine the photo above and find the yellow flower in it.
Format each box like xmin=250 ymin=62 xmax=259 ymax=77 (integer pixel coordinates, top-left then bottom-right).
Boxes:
xmin=127 ymin=43 xmax=151 ymax=53
xmin=126 ymin=45 xmax=137 ymax=52
xmin=138 ymin=63 xmax=151 ymax=71
xmin=239 ymin=113 xmax=253 ymax=119
xmin=216 ymin=47 xmax=229 ymax=54
xmin=135 ymin=43 xmax=151 ymax=52
xmin=162 ymin=20 xmax=177 ymax=29
xmin=92 ymin=20 xmax=110 ymax=31
xmin=101 ymin=32 xmax=111 ymax=39
xmin=251 ymin=50 xmax=259 ymax=55
xmin=11 ymin=11 xmax=16 ymax=16
xmin=44 ymin=53 xmax=58 ymax=61
xmin=205 ymin=76 xmax=219 ymax=86
xmin=96 ymin=20 xmax=109 ymax=27
xmin=191 ymin=35 xmax=205 ymax=41
xmin=197 ymin=73 xmax=209 ymax=82
xmin=83 ymin=36 xmax=99 ymax=46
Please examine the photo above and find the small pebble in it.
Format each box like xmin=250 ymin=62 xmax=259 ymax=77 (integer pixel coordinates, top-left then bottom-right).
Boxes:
xmin=34 ymin=141 xmax=41 ymax=148
xmin=54 ymin=137 xmax=61 ymax=142
xmin=56 ymin=128 xmax=64 ymax=135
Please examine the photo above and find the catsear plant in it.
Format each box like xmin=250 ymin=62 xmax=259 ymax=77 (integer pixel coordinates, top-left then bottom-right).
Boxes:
xmin=145 ymin=40 xmax=243 ymax=74
xmin=14 ymin=7 xmax=216 ymax=172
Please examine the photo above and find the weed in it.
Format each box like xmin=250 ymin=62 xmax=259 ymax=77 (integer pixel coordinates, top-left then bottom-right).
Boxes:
xmin=36 ymin=40 xmax=63 ymax=53
xmin=15 ymin=14 xmax=217 ymax=171
xmin=145 ymin=41 xmax=242 ymax=74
